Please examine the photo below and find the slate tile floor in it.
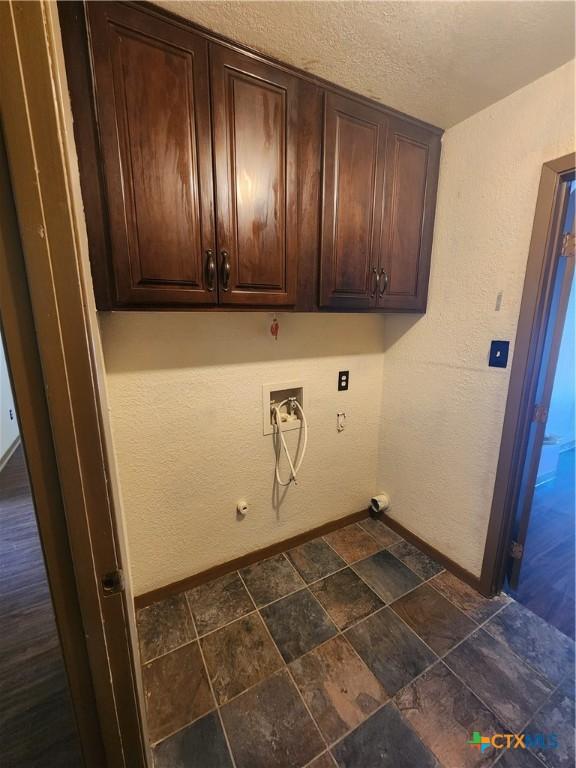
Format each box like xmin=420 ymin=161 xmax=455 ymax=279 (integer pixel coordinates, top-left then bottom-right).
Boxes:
xmin=137 ymin=517 xmax=576 ymax=768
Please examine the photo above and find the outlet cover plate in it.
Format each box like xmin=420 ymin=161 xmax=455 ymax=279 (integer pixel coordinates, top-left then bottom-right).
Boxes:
xmin=338 ymin=371 xmax=349 ymax=391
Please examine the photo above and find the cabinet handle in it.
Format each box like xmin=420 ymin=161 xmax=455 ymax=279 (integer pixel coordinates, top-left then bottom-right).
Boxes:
xmin=370 ymin=266 xmax=380 ymax=297
xmin=379 ymin=268 xmax=389 ymax=296
xmin=220 ymin=250 xmax=231 ymax=291
xmin=205 ymin=249 xmax=216 ymax=291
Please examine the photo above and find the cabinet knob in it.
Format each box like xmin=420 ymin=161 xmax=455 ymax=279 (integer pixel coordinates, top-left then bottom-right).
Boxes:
xmin=370 ymin=266 xmax=380 ymax=297
xmin=379 ymin=268 xmax=389 ymax=296
xmin=220 ymin=250 xmax=231 ymax=291
xmin=205 ymin=249 xmax=216 ymax=291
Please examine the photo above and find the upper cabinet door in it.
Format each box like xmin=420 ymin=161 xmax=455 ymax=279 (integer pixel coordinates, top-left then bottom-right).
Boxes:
xmin=87 ymin=4 xmax=217 ymax=306
xmin=320 ymin=92 xmax=388 ymax=309
xmin=377 ymin=118 xmax=441 ymax=311
xmin=210 ymin=45 xmax=298 ymax=306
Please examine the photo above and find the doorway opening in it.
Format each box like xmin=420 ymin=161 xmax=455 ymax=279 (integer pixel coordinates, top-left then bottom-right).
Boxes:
xmin=0 ymin=334 xmax=82 ymax=765
xmin=482 ymin=154 xmax=575 ymax=641
xmin=506 ymin=193 xmax=575 ymax=637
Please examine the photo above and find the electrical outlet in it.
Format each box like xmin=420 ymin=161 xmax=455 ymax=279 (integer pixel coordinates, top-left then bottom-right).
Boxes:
xmin=338 ymin=371 xmax=349 ymax=391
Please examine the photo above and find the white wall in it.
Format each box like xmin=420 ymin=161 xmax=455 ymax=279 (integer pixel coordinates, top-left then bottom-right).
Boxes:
xmin=101 ymin=312 xmax=385 ymax=595
xmin=378 ymin=60 xmax=576 ymax=577
xmin=0 ymin=341 xmax=19 ymax=467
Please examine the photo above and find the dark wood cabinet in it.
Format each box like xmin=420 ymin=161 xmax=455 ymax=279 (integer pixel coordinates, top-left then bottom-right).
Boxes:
xmin=320 ymin=93 xmax=388 ymax=309
xmin=210 ymin=45 xmax=298 ymax=306
xmin=320 ymin=93 xmax=440 ymax=312
xmin=87 ymin=3 xmax=217 ymax=306
xmin=61 ymin=1 xmax=442 ymax=313
xmin=378 ymin=118 xmax=441 ymax=311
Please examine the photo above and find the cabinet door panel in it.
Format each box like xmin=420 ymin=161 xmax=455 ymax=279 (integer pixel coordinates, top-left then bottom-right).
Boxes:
xmin=211 ymin=45 xmax=298 ymax=306
xmin=320 ymin=93 xmax=388 ymax=308
xmin=378 ymin=119 xmax=441 ymax=311
xmin=88 ymin=3 xmax=216 ymax=305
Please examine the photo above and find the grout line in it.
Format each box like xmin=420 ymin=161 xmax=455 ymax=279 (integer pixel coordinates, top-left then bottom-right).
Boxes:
xmin=140 ymin=636 xmax=197 ymax=667
xmin=285 ymin=662 xmax=329 ymax=753
xmin=147 ymin=706 xmax=217 ymax=751
xmin=185 ymin=592 xmax=239 ymax=768
xmin=179 ymin=604 xmax=260 ymax=642
xmin=432 ymin=601 xmax=563 ymax=739
xmin=325 ymin=660 xmax=448 ymax=756
xmin=439 ymin=601 xmax=563 ymax=690
xmin=426 ymin=570 xmax=511 ymax=626
xmin=236 ymin=570 xmax=259 ymax=613
xmin=145 ymin=599 xmax=218 ymax=749
xmin=240 ymin=568 xmax=329 ymax=760
xmin=516 ymin=677 xmax=567 ymax=768
xmin=301 ymin=750 xmax=335 ymax=768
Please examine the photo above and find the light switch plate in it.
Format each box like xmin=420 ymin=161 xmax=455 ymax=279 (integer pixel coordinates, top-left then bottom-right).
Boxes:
xmin=489 ymin=340 xmax=509 ymax=368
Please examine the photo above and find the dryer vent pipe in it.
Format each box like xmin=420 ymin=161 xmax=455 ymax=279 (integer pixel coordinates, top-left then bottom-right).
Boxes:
xmin=370 ymin=493 xmax=390 ymax=514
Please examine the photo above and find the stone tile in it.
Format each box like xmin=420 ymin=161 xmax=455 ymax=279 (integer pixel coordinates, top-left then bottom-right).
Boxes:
xmin=286 ymin=538 xmax=346 ymax=583
xmin=359 ymin=517 xmax=402 ymax=547
xmin=137 ymin=593 xmax=195 ymax=664
xmin=444 ymin=630 xmax=553 ymax=732
xmin=200 ymin=613 xmax=283 ymax=704
xmin=187 ymin=572 xmax=254 ymax=635
xmin=332 ymin=703 xmax=439 ymax=768
xmin=220 ymin=669 xmax=324 ymax=768
xmin=353 ymin=550 xmax=421 ymax=603
xmin=240 ymin=554 xmax=305 ymax=607
xmin=559 ymin=673 xmax=576 ymax=701
xmin=431 ymin=571 xmax=510 ymax=623
xmin=527 ymin=684 xmax=575 ymax=768
xmin=153 ymin=710 xmax=233 ymax=768
xmin=308 ymin=753 xmax=338 ymax=768
xmin=261 ymin=588 xmax=338 ymax=663
xmin=396 ymin=662 xmax=503 ymax=768
xmin=290 ymin=635 xmax=387 ymax=742
xmin=142 ymin=641 xmax=214 ymax=744
xmin=496 ymin=750 xmax=549 ymax=768
xmin=345 ymin=607 xmax=437 ymax=697
xmin=389 ymin=540 xmax=444 ymax=580
xmin=309 ymin=569 xmax=384 ymax=630
xmin=392 ymin=583 xmax=476 ymax=655
xmin=484 ymin=601 xmax=575 ymax=686
xmin=324 ymin=524 xmax=381 ymax=563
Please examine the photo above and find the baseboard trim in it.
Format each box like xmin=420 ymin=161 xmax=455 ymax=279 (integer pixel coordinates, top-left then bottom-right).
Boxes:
xmin=134 ymin=508 xmax=370 ymax=609
xmin=379 ymin=514 xmax=485 ymax=595
xmin=0 ymin=436 xmax=20 ymax=473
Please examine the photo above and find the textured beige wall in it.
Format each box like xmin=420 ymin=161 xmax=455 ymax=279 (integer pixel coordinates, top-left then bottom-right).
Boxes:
xmin=101 ymin=313 xmax=385 ymax=595
xmin=378 ymin=60 xmax=575 ymax=577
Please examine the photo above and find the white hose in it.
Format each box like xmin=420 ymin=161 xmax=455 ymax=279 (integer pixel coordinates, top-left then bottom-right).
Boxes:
xmin=273 ymin=398 xmax=308 ymax=486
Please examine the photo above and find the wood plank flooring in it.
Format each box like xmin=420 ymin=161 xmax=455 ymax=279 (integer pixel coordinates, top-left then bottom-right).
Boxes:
xmin=509 ymin=448 xmax=575 ymax=639
xmin=0 ymin=445 xmax=82 ymax=766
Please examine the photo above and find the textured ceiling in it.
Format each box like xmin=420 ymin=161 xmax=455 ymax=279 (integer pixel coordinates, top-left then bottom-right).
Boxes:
xmin=153 ymin=1 xmax=575 ymax=128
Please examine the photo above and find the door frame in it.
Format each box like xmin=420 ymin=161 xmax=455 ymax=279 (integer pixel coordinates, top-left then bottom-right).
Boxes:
xmin=480 ymin=152 xmax=576 ymax=596
xmin=0 ymin=2 xmax=147 ymax=765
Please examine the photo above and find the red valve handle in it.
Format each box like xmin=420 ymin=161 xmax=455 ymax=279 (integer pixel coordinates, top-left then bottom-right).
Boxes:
xmin=270 ymin=317 xmax=279 ymax=340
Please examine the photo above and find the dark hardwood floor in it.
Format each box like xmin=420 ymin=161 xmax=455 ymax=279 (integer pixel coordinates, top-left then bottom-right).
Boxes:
xmin=508 ymin=447 xmax=576 ymax=639
xmin=0 ymin=445 xmax=82 ymax=767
